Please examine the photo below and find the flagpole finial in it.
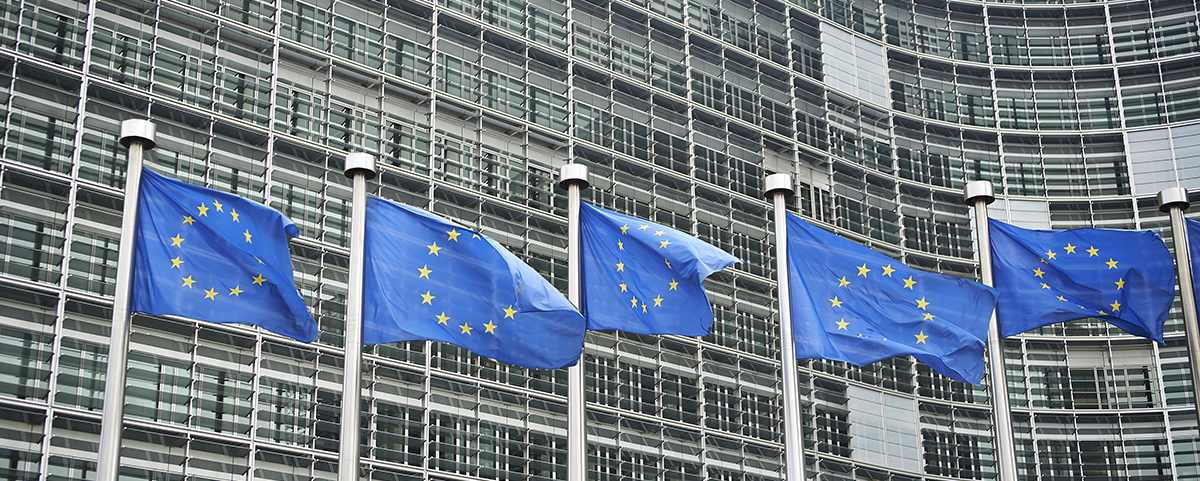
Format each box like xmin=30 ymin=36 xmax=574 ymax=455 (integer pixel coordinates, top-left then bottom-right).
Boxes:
xmin=559 ymin=163 xmax=589 ymax=190
xmin=1159 ymin=187 xmax=1190 ymax=212
xmin=764 ymin=173 xmax=793 ymax=198
xmin=963 ymin=180 xmax=995 ymax=205
xmin=119 ymin=119 xmax=156 ymax=150
xmin=345 ymin=153 xmax=377 ymax=180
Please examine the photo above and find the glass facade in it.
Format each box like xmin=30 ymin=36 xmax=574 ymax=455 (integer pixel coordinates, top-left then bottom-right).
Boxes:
xmin=0 ymin=0 xmax=1199 ymax=479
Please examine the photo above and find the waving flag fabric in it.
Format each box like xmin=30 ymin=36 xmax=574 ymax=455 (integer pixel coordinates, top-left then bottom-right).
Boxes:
xmin=361 ymin=197 xmax=585 ymax=369
xmin=131 ymin=168 xmax=317 ymax=341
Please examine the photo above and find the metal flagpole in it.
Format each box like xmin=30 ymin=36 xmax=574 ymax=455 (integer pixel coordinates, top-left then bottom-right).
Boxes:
xmin=1158 ymin=187 xmax=1200 ymax=420
xmin=963 ymin=180 xmax=1017 ymax=481
xmin=97 ymin=120 xmax=157 ymax=481
xmin=764 ymin=173 xmax=807 ymax=481
xmin=559 ymin=164 xmax=589 ymax=481
xmin=340 ymin=153 xmax=377 ymax=481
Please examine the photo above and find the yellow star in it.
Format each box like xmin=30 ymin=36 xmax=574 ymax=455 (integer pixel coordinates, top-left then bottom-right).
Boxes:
xmin=856 ymin=264 xmax=871 ymax=277
xmin=229 ymin=285 xmax=243 ymax=296
xmin=616 ymin=262 xmax=624 ymax=272
xmin=181 ymin=276 xmax=196 ymax=288
xmin=182 ymin=215 xmax=195 ymax=225
xmin=654 ymin=230 xmax=664 ymax=236
xmin=916 ymin=297 xmax=929 ymax=310
xmin=669 ymin=279 xmax=678 ymax=291
xmin=253 ymin=256 xmax=264 ymax=264
xmin=618 ymin=240 xmax=624 ymax=250
xmin=170 ymin=234 xmax=185 ymax=247
xmin=660 ymin=239 xmax=670 ymax=248
xmin=170 ymin=257 xmax=184 ymax=269
xmin=428 ymin=243 xmax=441 ymax=256
xmin=665 ymin=259 xmax=671 ymax=269
xmin=1064 ymin=243 xmax=1076 ymax=254
xmin=447 ymin=229 xmax=461 ymax=241
xmin=620 ymin=224 xmax=629 ymax=234
xmin=473 ymin=234 xmax=480 ymax=239
xmin=504 ymin=305 xmax=517 ymax=319
xmin=243 ymin=229 xmax=252 ymax=243
xmin=1087 ymin=246 xmax=1099 ymax=257
xmin=436 ymin=312 xmax=449 ymax=324
xmin=836 ymin=319 xmax=849 ymax=330
xmin=1106 ymin=258 xmax=1118 ymax=269
xmin=421 ymin=291 xmax=435 ymax=304
xmin=1041 ymin=283 xmax=1051 ymax=290
xmin=653 ymin=295 xmax=663 ymax=307
xmin=230 ymin=209 xmax=239 ymax=222
xmin=1057 ymin=295 xmax=1067 ymax=302
xmin=630 ymin=297 xmax=638 ymax=308
xmin=1033 ymin=268 xmax=1045 ymax=278
xmin=1110 ymin=300 xmax=1121 ymax=312
xmin=923 ymin=312 xmax=934 ymax=320
xmin=197 ymin=203 xmax=209 ymax=216
xmin=252 ymin=274 xmax=266 ymax=286
xmin=619 ymin=283 xmax=628 ymax=292
xmin=1097 ymin=310 xmax=1108 ymax=316
xmin=838 ymin=276 xmax=850 ymax=288
xmin=484 ymin=320 xmax=497 ymax=334
xmin=639 ymin=225 xmax=649 ymax=230
xmin=641 ymin=302 xmax=647 ymax=313
xmin=1040 ymin=258 xmax=1048 ymax=264
xmin=204 ymin=288 xmax=218 ymax=300
xmin=830 ymin=296 xmax=843 ymax=308
xmin=915 ymin=331 xmax=928 ymax=344
xmin=212 ymin=200 xmax=223 ymax=212
xmin=1045 ymin=249 xmax=1057 ymax=260
xmin=1116 ymin=278 xmax=1125 ymax=290
xmin=460 ymin=323 xmax=472 ymax=335
xmin=902 ymin=276 xmax=915 ymax=289
xmin=881 ymin=264 xmax=895 ymax=277
xmin=418 ymin=265 xmax=432 ymax=278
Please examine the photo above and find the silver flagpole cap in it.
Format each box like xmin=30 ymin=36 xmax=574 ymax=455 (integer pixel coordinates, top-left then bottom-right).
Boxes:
xmin=559 ymin=163 xmax=589 ymax=189
xmin=119 ymin=119 xmax=157 ymax=150
xmin=345 ymin=153 xmax=378 ymax=180
xmin=963 ymin=180 xmax=995 ymax=205
xmin=764 ymin=173 xmax=793 ymax=198
xmin=1159 ymin=187 xmax=1190 ymax=212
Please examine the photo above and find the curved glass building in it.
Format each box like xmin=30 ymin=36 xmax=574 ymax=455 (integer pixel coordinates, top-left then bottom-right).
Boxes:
xmin=0 ymin=0 xmax=1198 ymax=479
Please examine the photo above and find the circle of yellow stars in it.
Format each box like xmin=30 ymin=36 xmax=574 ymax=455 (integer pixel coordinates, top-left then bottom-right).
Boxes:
xmin=170 ymin=199 xmax=264 ymax=303
xmin=418 ymin=228 xmax=501 ymax=336
xmin=614 ymin=223 xmax=678 ymax=315
xmin=1031 ymin=243 xmax=1124 ymax=316
xmin=830 ymin=262 xmax=923 ymax=344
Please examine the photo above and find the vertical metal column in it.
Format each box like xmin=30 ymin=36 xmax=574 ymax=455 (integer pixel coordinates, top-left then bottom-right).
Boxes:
xmin=764 ymin=173 xmax=807 ymax=481
xmin=963 ymin=180 xmax=1017 ymax=481
xmin=560 ymin=164 xmax=590 ymax=481
xmin=340 ymin=153 xmax=377 ymax=481
xmin=97 ymin=119 xmax=157 ymax=481
xmin=1158 ymin=187 xmax=1200 ymax=420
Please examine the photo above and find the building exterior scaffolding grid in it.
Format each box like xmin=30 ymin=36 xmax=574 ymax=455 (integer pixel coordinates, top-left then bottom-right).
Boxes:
xmin=0 ymin=0 xmax=1199 ymax=479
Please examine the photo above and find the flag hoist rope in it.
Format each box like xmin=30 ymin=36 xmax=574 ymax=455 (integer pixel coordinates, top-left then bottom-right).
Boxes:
xmin=764 ymin=173 xmax=807 ymax=481
xmin=98 ymin=120 xmax=158 ymax=481
xmin=963 ymin=180 xmax=1017 ymax=481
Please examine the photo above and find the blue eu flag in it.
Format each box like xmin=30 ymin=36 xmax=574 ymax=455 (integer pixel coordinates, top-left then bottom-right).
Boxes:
xmin=130 ymin=168 xmax=318 ymax=342
xmin=786 ymin=214 xmax=997 ymax=384
xmin=991 ymin=219 xmax=1175 ymax=342
xmin=580 ymin=203 xmax=739 ymax=336
xmin=361 ymin=197 xmax=586 ymax=369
